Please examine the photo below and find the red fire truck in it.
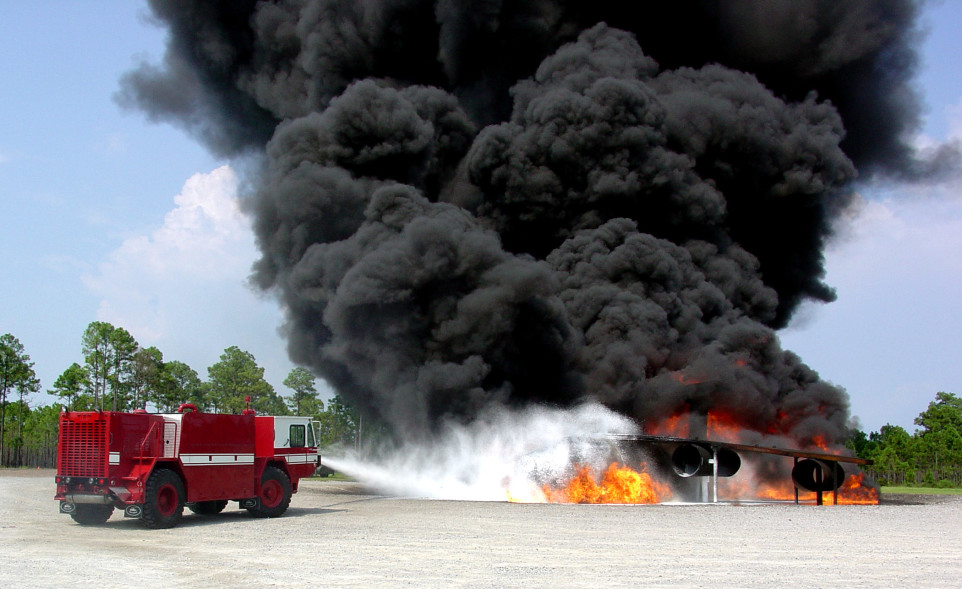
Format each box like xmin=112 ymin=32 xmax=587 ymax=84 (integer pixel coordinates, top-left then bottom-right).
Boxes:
xmin=54 ymin=403 xmax=319 ymax=528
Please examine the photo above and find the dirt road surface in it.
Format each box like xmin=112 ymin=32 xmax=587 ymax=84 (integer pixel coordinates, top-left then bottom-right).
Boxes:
xmin=2 ymin=470 xmax=960 ymax=588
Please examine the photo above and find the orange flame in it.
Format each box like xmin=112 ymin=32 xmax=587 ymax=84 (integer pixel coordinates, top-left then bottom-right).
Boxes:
xmin=766 ymin=411 xmax=789 ymax=435
xmin=670 ymin=371 xmax=704 ymax=386
xmin=646 ymin=407 xmax=690 ymax=437
xmin=832 ymin=472 xmax=881 ymax=505
xmin=541 ymin=463 xmax=672 ymax=504
xmin=808 ymin=434 xmax=840 ymax=454
xmin=754 ymin=479 xmax=801 ymax=502
xmin=754 ymin=472 xmax=879 ymax=505
xmin=706 ymin=410 xmax=741 ymax=443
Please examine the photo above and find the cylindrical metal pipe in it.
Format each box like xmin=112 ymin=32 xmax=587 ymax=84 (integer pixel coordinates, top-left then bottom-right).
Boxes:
xmin=671 ymin=444 xmax=741 ymax=477
xmin=791 ymin=459 xmax=846 ymax=492
xmin=672 ymin=444 xmax=711 ymax=477
xmin=714 ymin=448 xmax=740 ymax=478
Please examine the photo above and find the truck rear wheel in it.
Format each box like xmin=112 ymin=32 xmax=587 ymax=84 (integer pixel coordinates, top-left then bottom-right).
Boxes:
xmin=188 ymin=500 xmax=228 ymax=515
xmin=70 ymin=503 xmax=113 ymax=525
xmin=248 ymin=466 xmax=291 ymax=518
xmin=143 ymin=469 xmax=185 ymax=529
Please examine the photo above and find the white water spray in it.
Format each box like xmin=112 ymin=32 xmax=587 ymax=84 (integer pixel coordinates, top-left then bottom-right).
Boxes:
xmin=322 ymin=403 xmax=638 ymax=501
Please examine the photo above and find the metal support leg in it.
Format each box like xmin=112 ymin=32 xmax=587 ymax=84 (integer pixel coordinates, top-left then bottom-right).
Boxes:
xmin=793 ymin=457 xmax=799 ymax=505
xmin=712 ymin=447 xmax=718 ymax=503
xmin=816 ymin=465 xmax=823 ymax=506
xmin=832 ymin=466 xmax=838 ymax=505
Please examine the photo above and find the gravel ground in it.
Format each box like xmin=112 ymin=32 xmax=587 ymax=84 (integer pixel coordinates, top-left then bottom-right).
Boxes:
xmin=2 ymin=470 xmax=960 ymax=588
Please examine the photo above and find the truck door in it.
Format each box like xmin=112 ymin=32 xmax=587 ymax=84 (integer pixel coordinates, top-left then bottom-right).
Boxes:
xmin=271 ymin=417 xmax=319 ymax=479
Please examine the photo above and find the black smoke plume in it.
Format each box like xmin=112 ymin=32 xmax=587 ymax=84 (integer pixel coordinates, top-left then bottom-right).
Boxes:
xmin=121 ymin=0 xmax=937 ymax=445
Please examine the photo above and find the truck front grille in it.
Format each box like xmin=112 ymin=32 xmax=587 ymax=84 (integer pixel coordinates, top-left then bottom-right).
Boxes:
xmin=58 ymin=415 xmax=108 ymax=477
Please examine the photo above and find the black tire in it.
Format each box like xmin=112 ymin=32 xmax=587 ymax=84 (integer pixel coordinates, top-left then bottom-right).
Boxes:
xmin=70 ymin=503 xmax=113 ymax=525
xmin=143 ymin=469 xmax=185 ymax=529
xmin=187 ymin=500 xmax=228 ymax=515
xmin=247 ymin=466 xmax=292 ymax=518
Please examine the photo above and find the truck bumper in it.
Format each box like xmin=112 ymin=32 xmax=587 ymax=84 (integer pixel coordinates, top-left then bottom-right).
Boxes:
xmin=63 ymin=493 xmax=114 ymax=505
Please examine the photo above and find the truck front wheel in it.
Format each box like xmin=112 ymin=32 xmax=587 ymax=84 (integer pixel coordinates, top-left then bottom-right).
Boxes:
xmin=143 ymin=469 xmax=185 ymax=529
xmin=248 ymin=466 xmax=291 ymax=518
xmin=70 ymin=503 xmax=113 ymax=525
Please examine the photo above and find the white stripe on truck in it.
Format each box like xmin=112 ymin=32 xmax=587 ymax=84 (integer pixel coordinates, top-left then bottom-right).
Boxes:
xmin=180 ymin=453 xmax=255 ymax=466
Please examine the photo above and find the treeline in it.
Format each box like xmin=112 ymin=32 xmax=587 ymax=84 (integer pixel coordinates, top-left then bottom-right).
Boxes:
xmin=1 ymin=325 xmax=363 ymax=468
xmin=848 ymin=392 xmax=962 ymax=488
xmin=6 ymin=327 xmax=961 ymax=485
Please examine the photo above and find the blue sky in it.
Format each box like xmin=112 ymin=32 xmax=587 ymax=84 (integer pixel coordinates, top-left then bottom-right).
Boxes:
xmin=2 ymin=1 xmax=960 ymax=434
xmin=779 ymin=0 xmax=962 ymax=433
xmin=0 ymin=2 xmax=300 ymax=403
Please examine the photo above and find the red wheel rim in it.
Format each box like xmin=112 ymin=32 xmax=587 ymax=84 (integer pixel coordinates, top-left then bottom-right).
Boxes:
xmin=261 ymin=479 xmax=283 ymax=508
xmin=157 ymin=484 xmax=178 ymax=517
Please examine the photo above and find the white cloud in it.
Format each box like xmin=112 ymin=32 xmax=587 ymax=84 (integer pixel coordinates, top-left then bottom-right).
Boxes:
xmin=83 ymin=165 xmax=252 ymax=337
xmin=828 ymin=188 xmax=962 ymax=294
xmin=81 ymin=165 xmax=313 ymax=395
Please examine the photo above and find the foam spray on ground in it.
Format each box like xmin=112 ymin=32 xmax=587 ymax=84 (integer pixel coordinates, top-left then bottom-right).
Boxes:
xmin=322 ymin=403 xmax=637 ymax=501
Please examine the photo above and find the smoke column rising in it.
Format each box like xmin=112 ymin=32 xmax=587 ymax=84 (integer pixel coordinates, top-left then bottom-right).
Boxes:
xmin=120 ymin=0 xmax=944 ymax=449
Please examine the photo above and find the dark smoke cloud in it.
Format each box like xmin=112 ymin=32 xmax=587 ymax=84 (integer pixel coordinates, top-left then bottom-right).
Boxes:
xmin=465 ymin=25 xmax=857 ymax=324
xmin=122 ymin=0 xmax=936 ymax=445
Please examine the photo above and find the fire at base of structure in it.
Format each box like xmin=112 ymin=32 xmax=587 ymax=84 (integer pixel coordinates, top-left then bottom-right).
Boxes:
xmin=535 ymin=435 xmax=877 ymax=506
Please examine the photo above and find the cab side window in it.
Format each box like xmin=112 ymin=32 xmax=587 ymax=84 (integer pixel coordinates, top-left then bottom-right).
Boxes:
xmin=290 ymin=424 xmax=306 ymax=448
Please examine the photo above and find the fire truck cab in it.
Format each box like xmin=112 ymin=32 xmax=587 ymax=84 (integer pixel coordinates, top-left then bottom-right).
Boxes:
xmin=55 ymin=403 xmax=320 ymax=529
